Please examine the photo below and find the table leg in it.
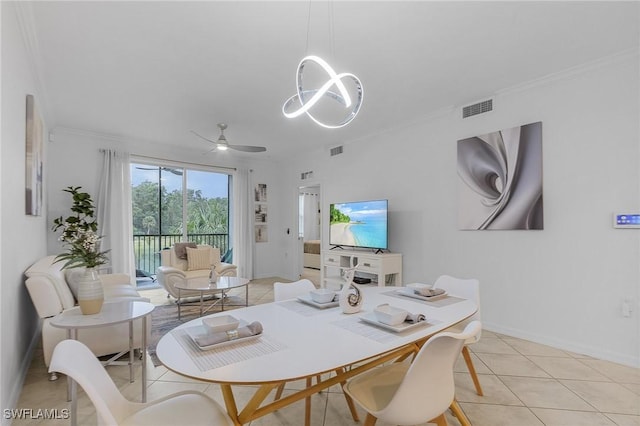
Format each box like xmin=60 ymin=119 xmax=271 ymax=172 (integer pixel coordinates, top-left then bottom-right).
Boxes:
xmin=129 ymin=321 xmax=134 ymax=383
xmin=142 ymin=315 xmax=148 ymax=402
xmin=178 ymin=288 xmax=182 ymax=320
xmin=220 ymin=384 xmax=241 ymax=426
xmin=245 ymin=284 xmax=249 ymax=307
xmin=305 ymin=377 xmax=312 ymax=426
xmin=200 ymin=291 xmax=204 ymax=316
xmin=221 ymin=290 xmax=226 ymax=311
xmin=68 ymin=329 xmax=77 ymax=426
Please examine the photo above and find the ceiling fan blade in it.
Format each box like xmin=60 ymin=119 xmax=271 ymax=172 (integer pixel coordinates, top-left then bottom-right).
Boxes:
xmin=190 ymin=130 xmax=217 ymax=144
xmin=228 ymin=144 xmax=267 ymax=153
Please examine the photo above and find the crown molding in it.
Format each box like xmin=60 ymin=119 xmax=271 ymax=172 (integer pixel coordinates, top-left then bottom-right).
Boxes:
xmin=495 ymin=48 xmax=639 ymax=98
xmin=14 ymin=2 xmax=53 ymax=125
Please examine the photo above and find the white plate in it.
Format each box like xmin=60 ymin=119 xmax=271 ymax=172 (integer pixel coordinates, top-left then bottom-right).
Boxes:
xmin=297 ymin=295 xmax=339 ymax=309
xmin=185 ymin=321 xmax=260 ymax=350
xmin=359 ymin=312 xmax=429 ymax=333
xmin=396 ymin=287 xmax=448 ymax=301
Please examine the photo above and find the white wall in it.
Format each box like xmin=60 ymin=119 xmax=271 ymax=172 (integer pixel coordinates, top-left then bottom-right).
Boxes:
xmin=1 ymin=3 xmax=50 ymax=415
xmin=283 ymin=53 xmax=640 ymax=366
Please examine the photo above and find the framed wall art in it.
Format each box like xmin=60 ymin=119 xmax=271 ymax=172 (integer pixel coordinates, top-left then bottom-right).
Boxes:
xmin=457 ymin=121 xmax=543 ymax=230
xmin=25 ymin=94 xmax=44 ymax=216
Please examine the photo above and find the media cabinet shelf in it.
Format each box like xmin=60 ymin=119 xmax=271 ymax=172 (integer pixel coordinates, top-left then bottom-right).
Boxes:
xmin=321 ymin=249 xmax=403 ymax=288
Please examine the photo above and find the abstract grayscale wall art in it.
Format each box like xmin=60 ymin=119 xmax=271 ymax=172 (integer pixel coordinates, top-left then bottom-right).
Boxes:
xmin=457 ymin=121 xmax=543 ymax=230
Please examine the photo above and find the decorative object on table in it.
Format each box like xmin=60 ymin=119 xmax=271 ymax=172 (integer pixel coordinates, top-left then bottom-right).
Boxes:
xmin=202 ymin=315 xmax=240 ymax=333
xmin=309 ymin=288 xmax=337 ymax=304
xmin=373 ymin=304 xmax=408 ymax=326
xmin=193 ymin=321 xmax=263 ymax=348
xmin=209 ymin=265 xmax=218 ymax=283
xmin=339 ymin=259 xmax=363 ymax=314
xmin=52 ymin=186 xmax=109 ymax=315
xmin=457 ymin=121 xmax=543 ymax=230
xmin=25 ymin=94 xmax=44 ymax=216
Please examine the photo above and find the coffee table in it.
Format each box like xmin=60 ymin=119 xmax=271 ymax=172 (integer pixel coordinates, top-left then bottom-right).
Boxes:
xmin=175 ymin=276 xmax=250 ymax=319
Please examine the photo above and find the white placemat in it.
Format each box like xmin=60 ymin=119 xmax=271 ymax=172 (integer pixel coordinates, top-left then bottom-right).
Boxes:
xmin=277 ymin=300 xmax=333 ymax=316
xmin=172 ymin=329 xmax=286 ymax=371
xmin=331 ymin=316 xmax=404 ymax=343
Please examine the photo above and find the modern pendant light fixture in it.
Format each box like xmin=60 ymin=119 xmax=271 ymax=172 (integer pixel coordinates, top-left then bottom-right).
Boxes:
xmin=282 ymin=2 xmax=363 ymax=129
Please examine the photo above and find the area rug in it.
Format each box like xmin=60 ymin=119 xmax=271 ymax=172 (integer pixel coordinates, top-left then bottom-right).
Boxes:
xmin=147 ymin=303 xmax=198 ymax=367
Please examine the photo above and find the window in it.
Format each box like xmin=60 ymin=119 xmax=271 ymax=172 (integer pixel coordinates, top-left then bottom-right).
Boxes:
xmin=131 ymin=162 xmax=231 ymax=277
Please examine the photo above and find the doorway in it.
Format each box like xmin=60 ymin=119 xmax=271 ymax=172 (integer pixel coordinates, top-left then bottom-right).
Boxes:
xmin=298 ymin=185 xmax=321 ymax=285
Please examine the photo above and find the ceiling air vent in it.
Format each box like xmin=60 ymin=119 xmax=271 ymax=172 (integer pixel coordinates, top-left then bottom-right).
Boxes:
xmin=330 ymin=145 xmax=344 ymax=157
xmin=462 ymin=99 xmax=493 ymax=118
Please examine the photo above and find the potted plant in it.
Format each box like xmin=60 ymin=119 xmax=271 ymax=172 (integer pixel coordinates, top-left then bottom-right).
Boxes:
xmin=52 ymin=186 xmax=109 ymax=314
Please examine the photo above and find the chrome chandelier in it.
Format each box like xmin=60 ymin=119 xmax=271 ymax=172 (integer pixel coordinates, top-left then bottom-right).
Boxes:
xmin=282 ymin=3 xmax=363 ymax=129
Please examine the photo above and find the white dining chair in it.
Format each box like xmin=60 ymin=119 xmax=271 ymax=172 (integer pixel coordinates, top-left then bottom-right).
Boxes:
xmin=343 ymin=321 xmax=482 ymax=426
xmin=49 ymin=339 xmax=234 ymax=426
xmin=434 ymin=274 xmax=484 ymax=396
xmin=273 ymin=278 xmax=316 ymax=301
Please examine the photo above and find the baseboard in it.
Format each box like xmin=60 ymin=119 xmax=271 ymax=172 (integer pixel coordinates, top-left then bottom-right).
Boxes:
xmin=483 ymin=321 xmax=639 ymax=368
xmin=5 ymin=321 xmax=42 ymax=420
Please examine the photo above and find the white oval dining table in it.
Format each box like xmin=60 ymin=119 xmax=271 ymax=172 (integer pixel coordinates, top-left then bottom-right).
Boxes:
xmin=156 ymin=285 xmax=477 ymax=426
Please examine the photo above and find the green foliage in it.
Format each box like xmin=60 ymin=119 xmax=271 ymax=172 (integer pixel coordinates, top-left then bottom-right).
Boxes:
xmin=52 ymin=186 xmax=109 ymax=269
xmin=131 ymin=180 xmax=229 ymax=235
xmin=330 ymin=204 xmax=350 ymax=224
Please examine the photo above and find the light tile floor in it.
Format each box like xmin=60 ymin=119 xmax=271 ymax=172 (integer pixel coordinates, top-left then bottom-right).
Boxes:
xmin=14 ymin=274 xmax=640 ymax=425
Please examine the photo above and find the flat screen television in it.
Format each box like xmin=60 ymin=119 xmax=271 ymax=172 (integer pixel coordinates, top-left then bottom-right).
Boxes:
xmin=329 ymin=199 xmax=388 ymax=251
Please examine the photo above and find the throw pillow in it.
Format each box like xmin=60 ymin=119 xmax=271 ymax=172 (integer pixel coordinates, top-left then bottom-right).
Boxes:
xmin=174 ymin=242 xmax=197 ymax=259
xmin=186 ymin=247 xmax=211 ymax=271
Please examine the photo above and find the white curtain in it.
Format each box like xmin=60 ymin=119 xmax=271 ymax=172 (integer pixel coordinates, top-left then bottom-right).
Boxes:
xmin=96 ymin=149 xmax=136 ymax=284
xmin=302 ymin=192 xmax=320 ymax=240
xmin=232 ymin=167 xmax=254 ymax=279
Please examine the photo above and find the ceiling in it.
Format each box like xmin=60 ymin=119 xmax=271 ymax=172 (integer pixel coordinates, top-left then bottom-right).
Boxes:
xmin=24 ymin=1 xmax=639 ymax=160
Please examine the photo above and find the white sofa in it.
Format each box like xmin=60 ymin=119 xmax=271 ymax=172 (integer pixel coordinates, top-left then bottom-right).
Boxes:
xmin=25 ymin=256 xmax=150 ymax=380
xmin=156 ymin=244 xmax=237 ymax=300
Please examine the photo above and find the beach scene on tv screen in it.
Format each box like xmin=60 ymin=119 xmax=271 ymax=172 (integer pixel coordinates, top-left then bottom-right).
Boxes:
xmin=330 ymin=200 xmax=387 ymax=249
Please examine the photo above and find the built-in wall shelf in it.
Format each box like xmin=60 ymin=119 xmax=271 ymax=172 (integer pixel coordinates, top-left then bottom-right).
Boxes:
xmin=321 ymin=249 xmax=402 ymax=288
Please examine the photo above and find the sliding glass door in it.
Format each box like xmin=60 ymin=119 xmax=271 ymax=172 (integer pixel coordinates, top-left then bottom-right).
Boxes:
xmin=131 ymin=163 xmax=231 ymax=278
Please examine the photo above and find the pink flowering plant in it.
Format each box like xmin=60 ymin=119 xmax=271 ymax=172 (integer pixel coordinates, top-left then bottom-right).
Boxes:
xmin=52 ymin=186 xmax=109 ymax=269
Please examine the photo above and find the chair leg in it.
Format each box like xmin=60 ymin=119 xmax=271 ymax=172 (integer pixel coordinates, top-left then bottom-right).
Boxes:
xmin=462 ymin=345 xmax=483 ymax=396
xmin=430 ymin=413 xmax=448 ymax=426
xmin=364 ymin=413 xmax=377 ymax=426
xmin=450 ymin=399 xmax=471 ymax=426
xmin=335 ymin=368 xmax=360 ymax=422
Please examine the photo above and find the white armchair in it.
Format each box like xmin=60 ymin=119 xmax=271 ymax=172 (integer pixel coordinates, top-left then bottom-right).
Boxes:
xmin=24 ymin=256 xmax=150 ymax=380
xmin=156 ymin=244 xmax=237 ymax=300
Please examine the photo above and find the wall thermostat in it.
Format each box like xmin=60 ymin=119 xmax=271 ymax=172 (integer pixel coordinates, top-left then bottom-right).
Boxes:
xmin=613 ymin=213 xmax=640 ymax=228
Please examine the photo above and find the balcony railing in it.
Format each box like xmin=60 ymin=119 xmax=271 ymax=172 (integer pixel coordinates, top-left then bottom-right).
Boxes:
xmin=133 ymin=233 xmax=230 ymax=277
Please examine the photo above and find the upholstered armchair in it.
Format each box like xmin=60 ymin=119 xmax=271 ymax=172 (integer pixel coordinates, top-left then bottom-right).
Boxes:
xmin=156 ymin=244 xmax=237 ymax=300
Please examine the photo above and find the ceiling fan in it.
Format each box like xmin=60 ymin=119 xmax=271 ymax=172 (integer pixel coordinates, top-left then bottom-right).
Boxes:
xmin=191 ymin=123 xmax=266 ymax=153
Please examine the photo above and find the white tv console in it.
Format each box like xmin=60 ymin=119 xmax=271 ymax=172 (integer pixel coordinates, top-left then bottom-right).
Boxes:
xmin=321 ymin=249 xmax=403 ymax=288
